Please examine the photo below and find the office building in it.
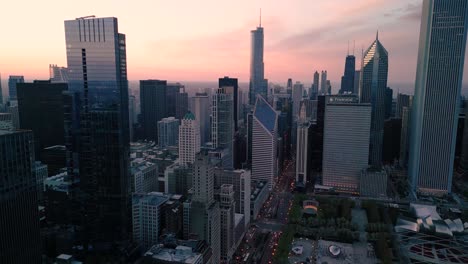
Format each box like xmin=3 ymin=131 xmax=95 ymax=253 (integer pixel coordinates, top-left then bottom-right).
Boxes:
xmin=396 ymin=93 xmax=411 ymax=119
xmin=129 ymin=95 xmax=136 ymax=141
xmin=252 ymin=95 xmax=278 ymax=190
xmin=140 ymin=80 xmax=167 ymax=142
xmin=0 ymin=113 xmax=13 ymax=130
xmin=158 ymin=117 xmax=180 ymax=147
xmin=130 ymin=159 xmax=158 ymax=194
xmin=49 ymin=64 xmax=69 ymax=83
xmin=320 ymin=71 xmax=327 ymax=95
xmin=41 ymin=145 xmax=66 ymax=176
xmin=249 ymin=20 xmax=267 ymax=105
xmin=17 ymin=80 xmax=67 ymax=159
xmin=8 ymin=75 xmax=24 ymax=100
xmin=409 ymin=0 xmax=468 ymax=195
xmin=65 ymin=16 xmax=130 ymax=242
xmin=400 ymin=107 xmax=411 ymax=167
xmin=34 ymin=161 xmax=48 ymax=203
xmin=212 ymin=87 xmax=234 ymax=169
xmin=292 ymin=82 xmax=304 ymax=119
xmin=383 ymin=118 xmax=402 ymax=163
xmin=190 ymin=92 xmax=210 ymax=145
xmin=311 ymin=71 xmax=320 ymax=99
xmin=359 ymin=32 xmax=389 ymax=167
xmin=360 ymin=169 xmax=388 ymax=198
xmin=219 ymin=76 xmax=239 ymax=131
xmin=165 ymin=163 xmax=192 ymax=195
xmin=322 ymin=96 xmax=371 ymax=193
xmin=353 ymin=70 xmax=361 ymax=95
xmin=340 ymin=54 xmax=356 ymax=94
xmin=296 ymin=120 xmax=311 ymax=188
xmin=179 ymin=112 xmax=201 ymax=166
xmin=176 ymin=86 xmax=189 ymax=120
xmin=0 ymin=73 xmax=3 ymax=105
xmin=132 ymin=192 xmax=170 ymax=251
xmin=0 ymin=130 xmax=41 ymax=263
xmin=385 ymin=87 xmax=393 ymax=119
xmin=219 ymin=184 xmax=236 ymax=261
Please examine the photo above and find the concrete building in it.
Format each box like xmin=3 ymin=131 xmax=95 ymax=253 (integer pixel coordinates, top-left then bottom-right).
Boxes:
xmin=131 ymin=159 xmax=159 ymax=193
xmin=219 ymin=184 xmax=236 ymax=261
xmin=165 ymin=162 xmax=192 ymax=196
xmin=132 ymin=192 xmax=170 ymax=251
xmin=360 ymin=168 xmax=388 ymax=197
xmin=409 ymin=0 xmax=468 ymax=195
xmin=158 ymin=117 xmax=180 ymax=147
xmin=322 ymin=96 xmax=371 ymax=193
xmin=179 ymin=112 xmax=201 ymax=166
xmin=252 ymin=95 xmax=278 ymax=190
xmin=190 ymin=92 xmax=210 ymax=145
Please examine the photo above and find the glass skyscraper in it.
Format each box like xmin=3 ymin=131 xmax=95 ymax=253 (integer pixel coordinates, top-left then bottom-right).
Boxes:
xmin=340 ymin=55 xmax=356 ymax=94
xmin=409 ymin=0 xmax=468 ymax=195
xmin=64 ymin=16 xmax=130 ymax=243
xmin=8 ymin=75 xmax=24 ymax=101
xmin=212 ymin=86 xmax=234 ymax=169
xmin=249 ymin=22 xmax=266 ymax=105
xmin=359 ymin=33 xmax=388 ymax=168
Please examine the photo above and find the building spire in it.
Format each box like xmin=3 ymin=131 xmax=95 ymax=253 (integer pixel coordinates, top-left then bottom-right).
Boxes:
xmin=259 ymin=8 xmax=262 ymax=27
xmin=353 ymin=40 xmax=355 ymax=56
xmin=376 ymin=30 xmax=379 ymax=40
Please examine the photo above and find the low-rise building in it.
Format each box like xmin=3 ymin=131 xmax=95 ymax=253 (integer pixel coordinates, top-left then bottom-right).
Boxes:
xmin=250 ymin=180 xmax=269 ymax=220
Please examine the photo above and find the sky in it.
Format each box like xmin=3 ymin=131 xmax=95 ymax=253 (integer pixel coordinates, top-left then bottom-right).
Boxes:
xmin=0 ymin=0 xmax=466 ymax=92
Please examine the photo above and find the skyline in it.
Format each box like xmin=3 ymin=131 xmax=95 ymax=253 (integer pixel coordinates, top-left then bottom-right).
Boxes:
xmin=1 ymin=0 xmax=468 ymax=88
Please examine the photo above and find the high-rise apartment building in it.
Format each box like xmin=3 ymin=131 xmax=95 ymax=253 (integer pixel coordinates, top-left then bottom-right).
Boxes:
xmin=17 ymin=80 xmax=67 ymax=159
xmin=8 ymin=75 xmax=24 ymax=100
xmin=252 ymin=95 xmax=278 ymax=190
xmin=65 ymin=16 xmax=130 ymax=242
xmin=409 ymin=0 xmax=468 ymax=195
xmin=359 ymin=33 xmax=388 ymax=167
xmin=140 ymin=80 xmax=167 ymax=142
xmin=0 ymin=130 xmax=41 ymax=263
xmin=179 ymin=112 xmax=201 ymax=166
xmin=322 ymin=96 xmax=371 ymax=193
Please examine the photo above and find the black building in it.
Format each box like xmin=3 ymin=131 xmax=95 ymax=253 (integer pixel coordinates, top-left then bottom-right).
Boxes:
xmin=339 ymin=55 xmax=355 ymax=94
xmin=385 ymin=87 xmax=393 ymax=119
xmin=40 ymin=145 xmax=66 ymax=176
xmin=175 ymin=87 xmax=189 ymax=120
xmin=17 ymin=80 xmax=67 ymax=160
xmin=0 ymin=130 xmax=41 ymax=263
xmin=310 ymin=96 xmax=325 ymax=173
xmin=140 ymin=80 xmax=167 ymax=142
xmin=383 ymin=118 xmax=402 ymax=164
xmin=219 ymin=76 xmax=239 ymax=131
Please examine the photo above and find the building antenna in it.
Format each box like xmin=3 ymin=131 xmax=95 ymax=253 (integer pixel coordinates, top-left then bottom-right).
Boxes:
xmin=353 ymin=40 xmax=355 ymax=56
xmin=259 ymin=8 xmax=262 ymax=27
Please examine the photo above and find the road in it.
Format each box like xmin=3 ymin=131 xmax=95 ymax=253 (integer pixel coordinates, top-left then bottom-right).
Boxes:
xmin=233 ymin=157 xmax=296 ymax=264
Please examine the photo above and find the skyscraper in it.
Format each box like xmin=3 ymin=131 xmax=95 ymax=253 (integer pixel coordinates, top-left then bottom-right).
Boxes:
xmin=340 ymin=55 xmax=356 ymax=94
xmin=175 ymin=85 xmax=188 ymax=120
xmin=212 ymin=86 xmax=234 ymax=169
xmin=17 ymin=80 xmax=67 ymax=159
xmin=384 ymin=87 xmax=393 ymax=119
xmin=320 ymin=71 xmax=327 ymax=95
xmin=252 ymin=95 xmax=278 ymax=190
xmin=8 ymin=75 xmax=24 ymax=101
xmin=322 ymin=96 xmax=371 ymax=193
xmin=292 ymin=82 xmax=304 ymax=119
xmin=140 ymin=80 xmax=167 ymax=142
xmin=312 ymin=71 xmax=320 ymax=99
xmin=296 ymin=110 xmax=311 ymax=188
xmin=158 ymin=117 xmax=180 ymax=147
xmin=219 ymin=76 xmax=239 ymax=131
xmin=395 ymin=93 xmax=411 ymax=119
xmin=49 ymin=64 xmax=69 ymax=83
xmin=65 ymin=16 xmax=130 ymax=243
xmin=249 ymin=17 xmax=266 ymax=105
xmin=0 ymin=130 xmax=41 ymax=263
xmin=219 ymin=184 xmax=236 ymax=261
xmin=359 ymin=32 xmax=388 ymax=167
xmin=0 ymin=73 xmax=3 ymax=105
xmin=190 ymin=92 xmax=210 ymax=145
xmin=353 ymin=70 xmax=361 ymax=95
xmin=179 ymin=112 xmax=201 ymax=166
xmin=167 ymin=82 xmax=184 ymax=118
xmin=409 ymin=0 xmax=468 ymax=195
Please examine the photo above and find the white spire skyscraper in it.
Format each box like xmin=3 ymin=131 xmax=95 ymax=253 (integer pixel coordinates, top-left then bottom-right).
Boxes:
xmin=409 ymin=0 xmax=468 ymax=195
xmin=249 ymin=11 xmax=266 ymax=104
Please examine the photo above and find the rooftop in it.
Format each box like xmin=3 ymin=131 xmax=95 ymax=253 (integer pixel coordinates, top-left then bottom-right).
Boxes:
xmin=144 ymin=245 xmax=202 ymax=263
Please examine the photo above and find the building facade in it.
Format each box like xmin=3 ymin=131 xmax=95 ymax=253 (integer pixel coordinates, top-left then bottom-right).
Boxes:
xmin=212 ymin=87 xmax=234 ymax=169
xmin=340 ymin=55 xmax=356 ymax=94
xmin=140 ymin=80 xmax=167 ymax=142
xmin=190 ymin=92 xmax=211 ymax=146
xmin=179 ymin=112 xmax=201 ymax=166
xmin=158 ymin=117 xmax=180 ymax=147
xmin=249 ymin=23 xmax=266 ymax=105
xmin=8 ymin=75 xmax=24 ymax=100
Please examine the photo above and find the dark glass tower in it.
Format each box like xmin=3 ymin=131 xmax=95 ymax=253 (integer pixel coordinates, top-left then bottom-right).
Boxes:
xmin=359 ymin=32 xmax=388 ymax=167
xmin=0 ymin=130 xmax=41 ymax=263
xmin=249 ymin=20 xmax=266 ymax=105
xmin=219 ymin=76 xmax=238 ymax=131
xmin=340 ymin=55 xmax=356 ymax=94
xmin=7 ymin=75 xmax=24 ymax=101
xmin=65 ymin=17 xmax=130 ymax=243
xmin=140 ymin=80 xmax=167 ymax=142
xmin=17 ymin=80 xmax=67 ymax=159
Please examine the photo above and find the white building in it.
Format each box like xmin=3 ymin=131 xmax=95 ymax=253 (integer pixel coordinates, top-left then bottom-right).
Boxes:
xmin=252 ymin=95 xmax=278 ymax=190
xmin=322 ymin=96 xmax=371 ymax=193
xmin=296 ymin=122 xmax=310 ymax=188
xmin=132 ymin=192 xmax=170 ymax=251
xmin=179 ymin=112 xmax=201 ymax=166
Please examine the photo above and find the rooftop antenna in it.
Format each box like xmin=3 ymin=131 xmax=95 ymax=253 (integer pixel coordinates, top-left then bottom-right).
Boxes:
xmin=76 ymin=15 xmax=95 ymax=20
xmin=259 ymin=8 xmax=262 ymax=27
xmin=353 ymin=40 xmax=355 ymax=56
xmin=376 ymin=30 xmax=379 ymax=40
